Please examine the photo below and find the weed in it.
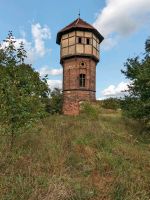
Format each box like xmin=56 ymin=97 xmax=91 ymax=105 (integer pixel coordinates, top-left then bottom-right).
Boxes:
xmin=0 ymin=109 xmax=149 ymax=200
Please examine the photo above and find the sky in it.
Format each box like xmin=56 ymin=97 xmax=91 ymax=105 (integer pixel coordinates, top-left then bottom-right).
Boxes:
xmin=0 ymin=0 xmax=150 ymax=99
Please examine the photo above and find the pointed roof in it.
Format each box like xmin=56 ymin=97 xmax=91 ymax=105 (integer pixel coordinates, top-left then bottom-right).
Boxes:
xmin=56 ymin=18 xmax=104 ymax=44
xmin=60 ymin=18 xmax=95 ymax=32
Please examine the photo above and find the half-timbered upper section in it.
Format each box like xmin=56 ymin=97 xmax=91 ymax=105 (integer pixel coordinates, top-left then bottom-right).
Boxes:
xmin=56 ymin=18 xmax=104 ymax=63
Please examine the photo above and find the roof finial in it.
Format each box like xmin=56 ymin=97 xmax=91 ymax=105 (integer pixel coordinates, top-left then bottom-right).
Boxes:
xmin=78 ymin=9 xmax=80 ymax=18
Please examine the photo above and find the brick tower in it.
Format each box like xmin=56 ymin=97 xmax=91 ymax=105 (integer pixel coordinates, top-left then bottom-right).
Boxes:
xmin=56 ymin=18 xmax=104 ymax=115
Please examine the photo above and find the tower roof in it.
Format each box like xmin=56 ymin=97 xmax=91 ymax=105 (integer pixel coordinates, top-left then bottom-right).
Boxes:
xmin=56 ymin=18 xmax=104 ymax=44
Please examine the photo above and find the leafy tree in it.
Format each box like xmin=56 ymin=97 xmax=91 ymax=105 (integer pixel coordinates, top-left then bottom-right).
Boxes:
xmin=0 ymin=32 xmax=50 ymax=147
xmin=121 ymin=37 xmax=150 ymax=126
xmin=145 ymin=37 xmax=150 ymax=53
xmin=45 ymin=88 xmax=63 ymax=114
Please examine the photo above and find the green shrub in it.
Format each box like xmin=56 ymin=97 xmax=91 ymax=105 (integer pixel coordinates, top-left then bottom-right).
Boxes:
xmin=80 ymin=101 xmax=99 ymax=119
xmin=101 ymin=98 xmax=121 ymax=110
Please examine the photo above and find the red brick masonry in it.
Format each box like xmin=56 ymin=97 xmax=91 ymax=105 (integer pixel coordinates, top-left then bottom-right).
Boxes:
xmin=62 ymin=57 xmax=97 ymax=115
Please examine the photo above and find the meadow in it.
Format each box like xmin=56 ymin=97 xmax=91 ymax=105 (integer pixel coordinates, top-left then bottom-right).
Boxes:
xmin=0 ymin=108 xmax=149 ymax=200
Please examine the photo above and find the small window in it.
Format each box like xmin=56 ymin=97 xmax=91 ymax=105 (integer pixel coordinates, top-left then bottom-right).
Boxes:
xmin=78 ymin=37 xmax=82 ymax=44
xmin=86 ymin=38 xmax=90 ymax=45
xmin=79 ymin=74 xmax=86 ymax=87
xmin=80 ymin=62 xmax=85 ymax=67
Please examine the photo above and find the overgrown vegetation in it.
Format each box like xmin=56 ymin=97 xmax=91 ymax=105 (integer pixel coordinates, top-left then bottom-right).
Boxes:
xmin=0 ymin=33 xmax=63 ymax=147
xmin=80 ymin=101 xmax=99 ymax=120
xmin=121 ymin=37 xmax=150 ymax=127
xmin=100 ymin=98 xmax=122 ymax=110
xmin=0 ymin=33 xmax=149 ymax=199
xmin=45 ymin=88 xmax=63 ymax=114
xmin=0 ymin=32 xmax=50 ymax=147
xmin=0 ymin=109 xmax=149 ymax=200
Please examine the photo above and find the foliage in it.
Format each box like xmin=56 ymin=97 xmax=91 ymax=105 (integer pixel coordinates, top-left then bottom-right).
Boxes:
xmin=145 ymin=37 xmax=150 ymax=53
xmin=45 ymin=88 xmax=63 ymax=114
xmin=0 ymin=110 xmax=149 ymax=199
xmin=80 ymin=101 xmax=99 ymax=119
xmin=121 ymin=37 xmax=150 ymax=126
xmin=101 ymin=98 xmax=121 ymax=110
xmin=0 ymin=32 xmax=50 ymax=147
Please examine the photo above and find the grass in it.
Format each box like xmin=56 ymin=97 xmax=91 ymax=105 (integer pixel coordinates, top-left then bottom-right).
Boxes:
xmin=0 ymin=108 xmax=150 ymax=200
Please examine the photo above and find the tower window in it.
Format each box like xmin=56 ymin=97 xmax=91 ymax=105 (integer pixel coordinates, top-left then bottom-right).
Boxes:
xmin=79 ymin=74 xmax=86 ymax=87
xmin=80 ymin=62 xmax=85 ymax=67
xmin=86 ymin=38 xmax=90 ymax=45
xmin=77 ymin=37 xmax=82 ymax=44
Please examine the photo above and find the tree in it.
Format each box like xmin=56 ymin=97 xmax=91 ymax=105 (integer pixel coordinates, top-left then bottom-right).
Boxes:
xmin=101 ymin=98 xmax=121 ymax=110
xmin=45 ymin=88 xmax=63 ymax=114
xmin=121 ymin=37 xmax=150 ymax=126
xmin=0 ymin=32 xmax=50 ymax=147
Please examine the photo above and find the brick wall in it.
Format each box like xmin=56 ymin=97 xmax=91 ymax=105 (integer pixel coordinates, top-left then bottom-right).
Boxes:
xmin=62 ymin=57 xmax=97 ymax=115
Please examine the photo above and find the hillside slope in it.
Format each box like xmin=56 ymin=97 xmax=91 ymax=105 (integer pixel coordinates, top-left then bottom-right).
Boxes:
xmin=0 ymin=110 xmax=150 ymax=200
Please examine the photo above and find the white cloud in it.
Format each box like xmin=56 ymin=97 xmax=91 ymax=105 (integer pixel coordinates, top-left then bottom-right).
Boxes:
xmin=47 ymin=80 xmax=62 ymax=89
xmin=101 ymin=37 xmax=118 ymax=50
xmin=32 ymin=23 xmax=51 ymax=57
xmin=0 ymin=23 xmax=51 ymax=63
xmin=93 ymin=0 xmax=150 ymax=49
xmin=39 ymin=67 xmax=62 ymax=76
xmin=101 ymin=81 xmax=129 ymax=97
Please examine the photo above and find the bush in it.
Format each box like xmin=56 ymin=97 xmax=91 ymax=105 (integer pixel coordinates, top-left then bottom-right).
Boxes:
xmin=45 ymin=88 xmax=63 ymax=114
xmin=101 ymin=98 xmax=121 ymax=110
xmin=80 ymin=101 xmax=99 ymax=119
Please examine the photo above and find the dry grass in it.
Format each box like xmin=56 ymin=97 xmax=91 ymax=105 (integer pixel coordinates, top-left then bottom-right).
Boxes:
xmin=0 ymin=109 xmax=150 ymax=200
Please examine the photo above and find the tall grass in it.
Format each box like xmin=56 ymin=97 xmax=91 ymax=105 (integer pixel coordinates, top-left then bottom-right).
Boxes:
xmin=0 ymin=109 xmax=149 ymax=200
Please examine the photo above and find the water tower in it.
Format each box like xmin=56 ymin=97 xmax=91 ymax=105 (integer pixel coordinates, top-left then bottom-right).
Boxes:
xmin=56 ymin=17 xmax=104 ymax=115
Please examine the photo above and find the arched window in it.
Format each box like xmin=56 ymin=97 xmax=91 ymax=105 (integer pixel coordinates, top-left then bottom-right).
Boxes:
xmin=79 ymin=74 xmax=86 ymax=87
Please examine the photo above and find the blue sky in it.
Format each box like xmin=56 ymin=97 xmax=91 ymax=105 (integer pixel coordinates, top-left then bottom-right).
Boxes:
xmin=0 ymin=0 xmax=150 ymax=99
